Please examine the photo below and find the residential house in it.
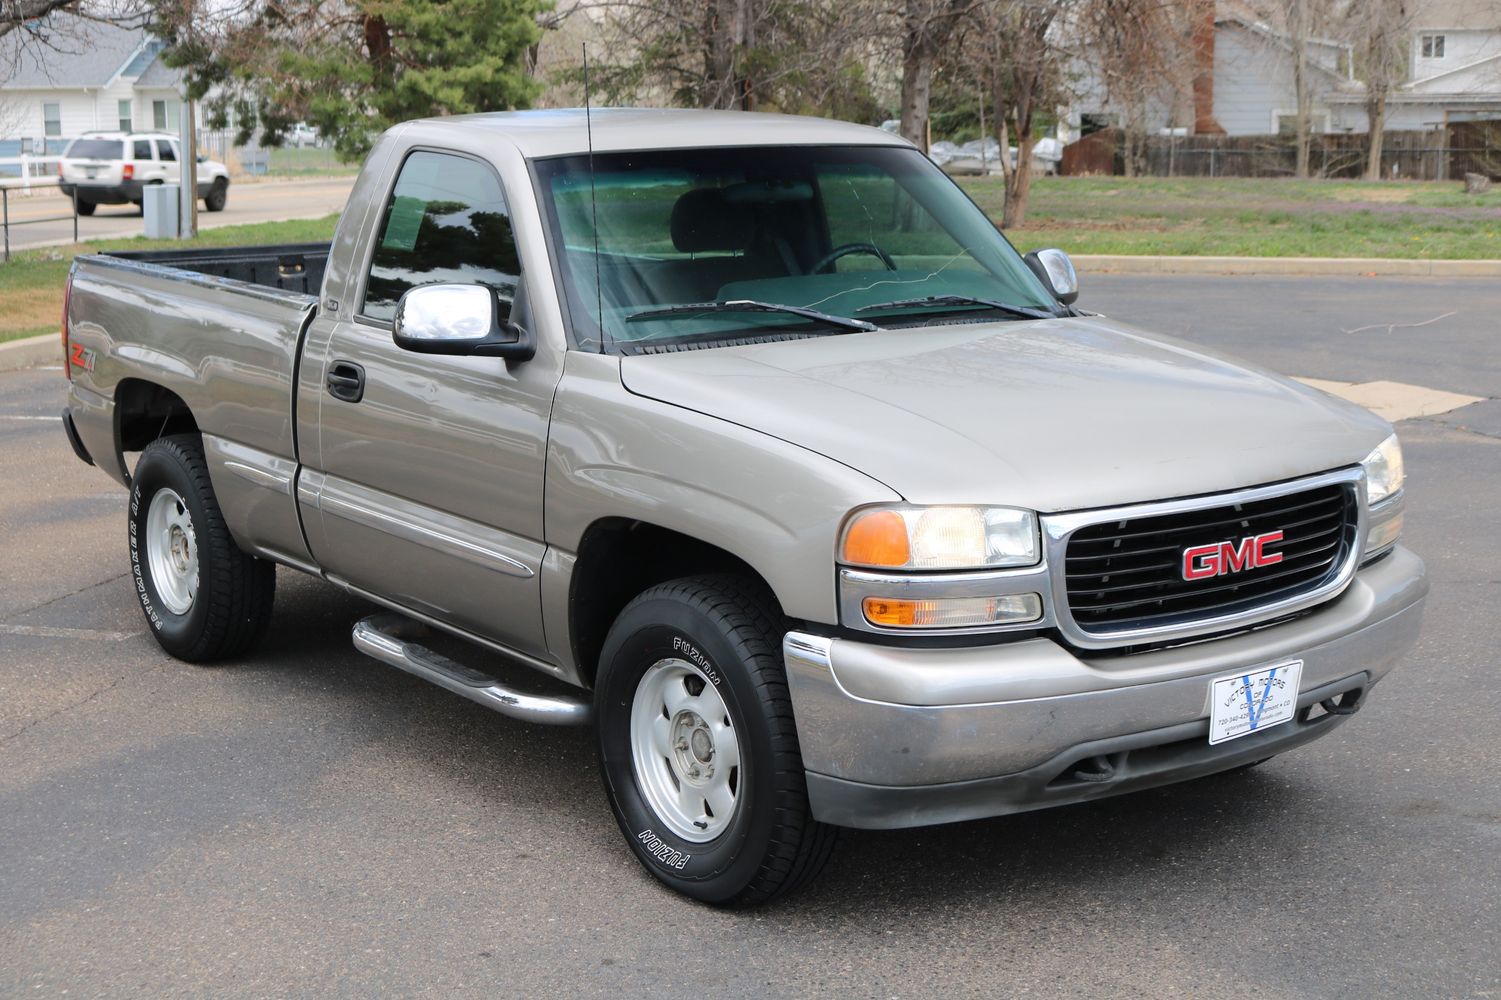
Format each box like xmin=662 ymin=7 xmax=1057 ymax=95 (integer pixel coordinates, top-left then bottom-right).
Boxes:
xmin=0 ymin=17 xmax=184 ymax=155
xmin=1327 ymin=0 xmax=1501 ymax=130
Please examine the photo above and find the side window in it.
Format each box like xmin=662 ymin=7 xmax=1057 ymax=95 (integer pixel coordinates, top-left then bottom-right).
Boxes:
xmin=362 ymin=150 xmax=520 ymax=322
xmin=133 ymin=139 xmax=154 ymax=160
xmin=156 ymin=139 xmax=177 ymax=162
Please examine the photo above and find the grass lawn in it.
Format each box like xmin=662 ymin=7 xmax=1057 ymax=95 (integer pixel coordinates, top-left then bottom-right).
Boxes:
xmin=959 ymin=175 xmax=1501 ymax=259
xmin=0 ymin=215 xmax=339 ymax=344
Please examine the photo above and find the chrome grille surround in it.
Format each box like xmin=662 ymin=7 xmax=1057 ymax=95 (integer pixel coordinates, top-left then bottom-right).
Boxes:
xmin=1042 ymin=467 xmax=1367 ymax=651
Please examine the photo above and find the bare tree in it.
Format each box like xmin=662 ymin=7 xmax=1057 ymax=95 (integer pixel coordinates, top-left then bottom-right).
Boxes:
xmin=898 ymin=0 xmax=972 ymax=149
xmin=1340 ymin=0 xmax=1410 ymax=179
xmin=1083 ymin=0 xmax=1191 ymax=176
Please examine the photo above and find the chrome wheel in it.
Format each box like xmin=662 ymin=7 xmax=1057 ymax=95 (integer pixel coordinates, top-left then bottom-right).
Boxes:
xmin=630 ymin=657 xmax=741 ymax=843
xmin=146 ymin=487 xmax=198 ymax=615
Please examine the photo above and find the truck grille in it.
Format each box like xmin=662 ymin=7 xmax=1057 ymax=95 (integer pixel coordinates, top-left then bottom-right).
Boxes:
xmin=1063 ymin=482 xmax=1357 ymax=636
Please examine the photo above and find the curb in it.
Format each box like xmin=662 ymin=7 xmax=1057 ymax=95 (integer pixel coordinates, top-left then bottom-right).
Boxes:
xmin=0 ymin=333 xmax=59 ymax=372
xmin=1071 ymin=255 xmax=1501 ymax=277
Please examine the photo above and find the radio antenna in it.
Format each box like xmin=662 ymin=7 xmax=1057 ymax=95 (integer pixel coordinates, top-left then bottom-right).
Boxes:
xmin=582 ymin=43 xmax=606 ymax=351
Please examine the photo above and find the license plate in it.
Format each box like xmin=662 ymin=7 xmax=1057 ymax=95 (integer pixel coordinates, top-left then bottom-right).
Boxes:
xmin=84 ymin=168 xmax=97 ymax=179
xmin=1208 ymin=660 xmax=1302 ymax=745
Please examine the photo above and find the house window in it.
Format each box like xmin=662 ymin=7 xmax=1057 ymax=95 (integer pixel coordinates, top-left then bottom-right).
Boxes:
xmin=118 ymin=99 xmax=132 ymax=132
xmin=43 ymin=102 xmax=61 ymax=137
xmin=1421 ymin=34 xmax=1445 ymax=58
xmin=152 ymin=99 xmax=179 ymax=131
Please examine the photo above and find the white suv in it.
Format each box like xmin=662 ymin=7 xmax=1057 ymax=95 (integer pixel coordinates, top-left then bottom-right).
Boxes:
xmin=58 ymin=131 xmax=230 ymax=216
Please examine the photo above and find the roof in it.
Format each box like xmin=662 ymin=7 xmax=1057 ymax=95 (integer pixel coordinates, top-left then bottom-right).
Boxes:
xmin=434 ymin=108 xmax=912 ymax=158
xmin=0 ymin=16 xmax=148 ymax=89
xmin=134 ymin=52 xmax=183 ymax=89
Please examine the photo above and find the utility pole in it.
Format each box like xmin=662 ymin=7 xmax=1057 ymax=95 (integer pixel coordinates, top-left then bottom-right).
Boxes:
xmin=178 ymin=0 xmax=198 ymax=238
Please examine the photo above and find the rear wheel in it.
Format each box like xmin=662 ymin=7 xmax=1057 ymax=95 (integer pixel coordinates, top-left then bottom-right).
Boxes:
xmin=204 ymin=178 xmax=227 ymax=212
xmin=129 ymin=434 xmax=275 ymax=662
xmin=75 ymin=200 xmax=96 ymax=216
xmin=595 ymin=575 xmax=837 ymax=906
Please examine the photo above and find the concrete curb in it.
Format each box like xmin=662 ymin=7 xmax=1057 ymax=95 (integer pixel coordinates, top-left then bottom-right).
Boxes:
xmin=0 ymin=333 xmax=58 ymax=372
xmin=1072 ymin=254 xmax=1501 ymax=277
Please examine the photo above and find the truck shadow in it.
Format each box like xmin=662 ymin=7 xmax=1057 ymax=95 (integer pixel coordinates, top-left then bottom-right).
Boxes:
xmin=240 ymin=570 xmax=1348 ymax=917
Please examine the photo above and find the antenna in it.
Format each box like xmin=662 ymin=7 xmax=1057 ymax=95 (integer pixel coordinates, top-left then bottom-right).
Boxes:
xmin=582 ymin=43 xmax=606 ymax=351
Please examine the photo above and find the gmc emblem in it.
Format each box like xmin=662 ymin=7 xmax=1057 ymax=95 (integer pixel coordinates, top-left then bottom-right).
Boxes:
xmin=1182 ymin=530 xmax=1284 ymax=581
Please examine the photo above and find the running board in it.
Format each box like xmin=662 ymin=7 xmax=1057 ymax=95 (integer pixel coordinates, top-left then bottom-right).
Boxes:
xmin=351 ymin=613 xmax=592 ymax=726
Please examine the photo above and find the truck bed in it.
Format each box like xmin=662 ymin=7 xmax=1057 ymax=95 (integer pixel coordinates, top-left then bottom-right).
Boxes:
xmin=102 ymin=242 xmax=331 ymax=298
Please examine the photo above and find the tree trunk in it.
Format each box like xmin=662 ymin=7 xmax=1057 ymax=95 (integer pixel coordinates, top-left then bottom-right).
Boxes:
xmin=1365 ymin=95 xmax=1386 ymax=180
xmin=900 ymin=46 xmax=933 ymax=150
xmin=1006 ymin=132 xmax=1035 ymax=228
xmin=1291 ymin=0 xmax=1312 ymax=178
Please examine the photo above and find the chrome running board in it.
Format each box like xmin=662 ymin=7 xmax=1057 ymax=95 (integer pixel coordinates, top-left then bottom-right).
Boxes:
xmin=352 ymin=613 xmax=592 ymax=726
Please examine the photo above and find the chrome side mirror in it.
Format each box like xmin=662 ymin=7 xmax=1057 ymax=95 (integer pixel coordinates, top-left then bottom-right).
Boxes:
xmin=1024 ymin=248 xmax=1079 ymax=306
xmin=392 ymin=284 xmax=534 ymax=361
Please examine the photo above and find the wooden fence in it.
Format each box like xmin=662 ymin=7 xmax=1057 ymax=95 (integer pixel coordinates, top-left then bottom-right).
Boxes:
xmin=1062 ymin=126 xmax=1501 ymax=181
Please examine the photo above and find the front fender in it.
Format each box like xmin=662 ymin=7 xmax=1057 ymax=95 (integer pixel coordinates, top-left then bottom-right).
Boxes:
xmin=544 ymin=352 xmax=899 ymax=626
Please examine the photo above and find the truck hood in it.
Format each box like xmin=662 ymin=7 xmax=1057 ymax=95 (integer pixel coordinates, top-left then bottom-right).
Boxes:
xmin=618 ymin=316 xmax=1391 ymax=512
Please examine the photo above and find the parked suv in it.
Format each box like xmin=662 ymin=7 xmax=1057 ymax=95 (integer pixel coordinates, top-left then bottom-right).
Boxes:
xmin=58 ymin=131 xmax=230 ymax=215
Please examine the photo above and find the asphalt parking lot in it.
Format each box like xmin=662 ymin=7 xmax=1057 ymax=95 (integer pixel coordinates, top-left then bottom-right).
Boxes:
xmin=2 ymin=274 xmax=1498 ymax=999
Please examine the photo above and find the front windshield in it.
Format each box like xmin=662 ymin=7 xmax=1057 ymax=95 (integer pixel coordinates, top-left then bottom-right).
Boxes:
xmin=533 ymin=144 xmax=1057 ymax=352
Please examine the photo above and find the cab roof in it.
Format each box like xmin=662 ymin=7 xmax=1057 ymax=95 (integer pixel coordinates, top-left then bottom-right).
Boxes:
xmin=429 ymin=108 xmax=912 ymax=159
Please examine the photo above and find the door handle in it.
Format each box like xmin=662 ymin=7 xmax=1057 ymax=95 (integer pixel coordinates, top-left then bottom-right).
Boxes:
xmin=326 ymin=361 xmax=365 ymax=403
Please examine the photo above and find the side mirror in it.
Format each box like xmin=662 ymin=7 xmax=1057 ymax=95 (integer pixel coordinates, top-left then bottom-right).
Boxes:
xmin=1024 ymin=248 xmax=1079 ymax=306
xmin=392 ymin=284 xmax=535 ymax=361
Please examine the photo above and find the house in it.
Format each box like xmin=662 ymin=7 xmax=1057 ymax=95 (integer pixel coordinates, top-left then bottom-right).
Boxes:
xmin=1326 ymin=0 xmax=1501 ymax=130
xmin=0 ymin=17 xmax=184 ymax=155
xmin=1068 ymin=1 xmax=1501 ymax=140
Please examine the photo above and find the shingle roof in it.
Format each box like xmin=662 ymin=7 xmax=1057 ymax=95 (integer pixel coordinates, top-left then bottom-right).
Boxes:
xmin=134 ymin=51 xmax=182 ymax=89
xmin=0 ymin=16 xmax=147 ymax=89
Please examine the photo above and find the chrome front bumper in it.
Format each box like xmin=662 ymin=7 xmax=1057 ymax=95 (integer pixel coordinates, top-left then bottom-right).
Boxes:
xmin=784 ymin=545 xmax=1428 ymax=830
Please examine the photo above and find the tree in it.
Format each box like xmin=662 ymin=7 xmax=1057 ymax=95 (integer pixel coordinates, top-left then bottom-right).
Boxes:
xmin=898 ymin=0 xmax=972 ymax=149
xmin=579 ymin=0 xmax=881 ymax=121
xmin=154 ymin=0 xmax=549 ymax=160
xmin=1082 ymin=0 xmax=1191 ymax=176
xmin=1341 ymin=0 xmax=1410 ymax=179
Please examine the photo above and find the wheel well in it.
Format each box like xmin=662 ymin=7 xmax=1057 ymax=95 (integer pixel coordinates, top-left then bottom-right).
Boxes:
xmin=569 ymin=519 xmax=778 ymax=687
xmin=116 ymin=379 xmax=198 ymax=456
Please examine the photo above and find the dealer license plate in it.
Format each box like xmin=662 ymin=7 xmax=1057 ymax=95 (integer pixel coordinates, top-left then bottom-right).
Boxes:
xmin=1208 ymin=660 xmax=1302 ymax=745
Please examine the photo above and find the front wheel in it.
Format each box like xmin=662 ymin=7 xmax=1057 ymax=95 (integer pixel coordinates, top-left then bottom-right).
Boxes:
xmin=129 ymin=434 xmax=275 ymax=662
xmin=595 ymin=575 xmax=837 ymax=906
xmin=203 ymin=178 xmax=227 ymax=212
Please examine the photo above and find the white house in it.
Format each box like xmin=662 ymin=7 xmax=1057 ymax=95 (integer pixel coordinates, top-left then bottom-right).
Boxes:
xmin=1327 ymin=0 xmax=1501 ymax=131
xmin=1068 ymin=1 xmax=1501 ymax=139
xmin=0 ymin=17 xmax=184 ymax=154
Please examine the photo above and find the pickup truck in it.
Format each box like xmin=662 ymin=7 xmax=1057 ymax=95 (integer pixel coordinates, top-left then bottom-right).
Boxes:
xmin=61 ymin=109 xmax=1428 ymax=906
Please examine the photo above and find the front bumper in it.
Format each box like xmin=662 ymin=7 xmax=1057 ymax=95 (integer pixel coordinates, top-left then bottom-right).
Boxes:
xmin=784 ymin=545 xmax=1427 ymax=829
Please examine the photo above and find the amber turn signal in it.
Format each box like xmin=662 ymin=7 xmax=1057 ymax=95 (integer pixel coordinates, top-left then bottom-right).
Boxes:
xmin=841 ymin=510 xmax=911 ymax=568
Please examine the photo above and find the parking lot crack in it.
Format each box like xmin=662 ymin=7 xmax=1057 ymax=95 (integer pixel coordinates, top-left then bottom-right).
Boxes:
xmin=0 ymin=664 xmax=163 ymax=751
xmin=1 ymin=571 xmax=130 ymax=623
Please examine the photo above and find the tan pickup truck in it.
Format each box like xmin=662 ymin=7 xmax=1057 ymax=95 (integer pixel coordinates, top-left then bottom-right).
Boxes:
xmin=61 ymin=110 xmax=1427 ymax=905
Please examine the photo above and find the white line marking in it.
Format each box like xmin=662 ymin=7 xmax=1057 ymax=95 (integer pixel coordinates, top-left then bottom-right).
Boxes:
xmin=0 ymin=623 xmax=139 ymax=642
xmin=0 ymin=415 xmax=60 ymax=421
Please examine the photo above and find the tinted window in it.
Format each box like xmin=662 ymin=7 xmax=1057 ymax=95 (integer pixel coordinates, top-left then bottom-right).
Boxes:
xmin=68 ymin=139 xmax=123 ymax=160
xmin=133 ymin=139 xmax=154 ymax=160
xmin=362 ymin=151 xmax=520 ymax=322
xmin=156 ymin=140 xmax=176 ymax=162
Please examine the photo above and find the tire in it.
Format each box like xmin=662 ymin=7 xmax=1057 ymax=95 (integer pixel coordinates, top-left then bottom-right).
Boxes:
xmin=595 ymin=574 xmax=837 ymax=906
xmin=75 ymin=200 xmax=96 ymax=216
xmin=128 ymin=434 xmax=275 ymax=662
xmin=204 ymin=178 xmax=227 ymax=212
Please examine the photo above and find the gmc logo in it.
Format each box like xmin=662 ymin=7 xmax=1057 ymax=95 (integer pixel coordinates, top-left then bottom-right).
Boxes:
xmin=1182 ymin=530 xmax=1284 ymax=581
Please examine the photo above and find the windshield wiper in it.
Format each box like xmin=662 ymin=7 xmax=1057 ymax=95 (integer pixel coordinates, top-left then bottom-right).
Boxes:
xmin=626 ymin=299 xmax=880 ymax=333
xmin=855 ymin=294 xmax=1055 ymax=321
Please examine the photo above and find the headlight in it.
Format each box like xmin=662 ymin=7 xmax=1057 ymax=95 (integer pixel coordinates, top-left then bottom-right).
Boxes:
xmin=1362 ymin=433 xmax=1404 ymax=506
xmin=840 ymin=505 xmax=1039 ymax=570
